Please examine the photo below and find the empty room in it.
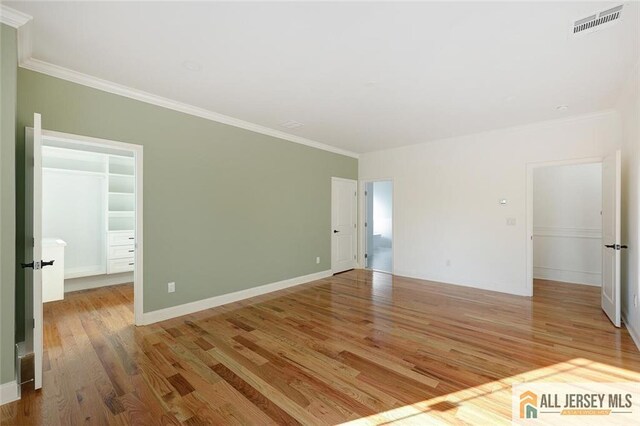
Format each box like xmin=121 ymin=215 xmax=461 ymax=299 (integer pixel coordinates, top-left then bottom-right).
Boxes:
xmin=1 ymin=1 xmax=639 ymax=425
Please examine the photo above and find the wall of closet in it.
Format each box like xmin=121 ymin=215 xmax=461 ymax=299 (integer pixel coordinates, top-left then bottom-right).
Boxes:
xmin=42 ymin=144 xmax=136 ymax=291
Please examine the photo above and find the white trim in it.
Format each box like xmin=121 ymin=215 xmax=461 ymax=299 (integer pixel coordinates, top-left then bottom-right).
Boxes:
xmin=359 ymin=178 xmax=394 ymax=274
xmin=533 ymin=267 xmax=601 ymax=287
xmin=533 ymin=226 xmax=602 ymax=239
xmin=40 ymin=129 xmax=145 ymax=326
xmin=0 ymin=381 xmax=19 ymax=406
xmin=0 ymin=5 xmax=32 ymax=28
xmin=142 ymin=270 xmax=332 ymax=325
xmin=622 ymin=311 xmax=640 ymax=352
xmin=525 ymin=156 xmax=603 ymax=296
xmin=19 ymin=57 xmax=359 ymax=159
xmin=64 ymin=272 xmax=133 ymax=293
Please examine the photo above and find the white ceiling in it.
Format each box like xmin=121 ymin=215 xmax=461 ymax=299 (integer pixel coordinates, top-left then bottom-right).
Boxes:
xmin=7 ymin=1 xmax=640 ymax=154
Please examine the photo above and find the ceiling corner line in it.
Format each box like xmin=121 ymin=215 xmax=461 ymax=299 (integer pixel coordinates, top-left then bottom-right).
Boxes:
xmin=18 ymin=56 xmax=360 ymax=159
xmin=0 ymin=5 xmax=32 ymax=29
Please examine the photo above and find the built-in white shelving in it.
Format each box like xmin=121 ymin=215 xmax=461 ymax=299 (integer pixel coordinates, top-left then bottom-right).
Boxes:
xmin=41 ymin=144 xmax=136 ymax=278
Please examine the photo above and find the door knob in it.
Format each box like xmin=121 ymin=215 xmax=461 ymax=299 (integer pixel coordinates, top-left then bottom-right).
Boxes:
xmin=333 ymin=230 xmax=340 ymax=233
xmin=605 ymin=244 xmax=629 ymax=250
xmin=20 ymin=260 xmax=54 ymax=269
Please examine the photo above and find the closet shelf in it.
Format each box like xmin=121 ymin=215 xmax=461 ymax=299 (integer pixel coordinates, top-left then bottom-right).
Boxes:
xmin=109 ymin=173 xmax=135 ymax=178
xmin=108 ymin=211 xmax=134 ymax=217
xmin=108 ymin=191 xmax=134 ymax=196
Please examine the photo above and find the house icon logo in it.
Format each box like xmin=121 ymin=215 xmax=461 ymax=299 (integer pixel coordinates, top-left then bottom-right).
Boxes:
xmin=520 ymin=391 xmax=538 ymax=419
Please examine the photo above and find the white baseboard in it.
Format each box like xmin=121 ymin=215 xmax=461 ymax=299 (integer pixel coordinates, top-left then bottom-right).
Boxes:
xmin=64 ymin=272 xmax=133 ymax=293
xmin=392 ymin=269 xmax=530 ymax=297
xmin=622 ymin=310 xmax=640 ymax=352
xmin=0 ymin=381 xmax=19 ymax=405
xmin=533 ymin=267 xmax=601 ymax=286
xmin=141 ymin=270 xmax=332 ymax=325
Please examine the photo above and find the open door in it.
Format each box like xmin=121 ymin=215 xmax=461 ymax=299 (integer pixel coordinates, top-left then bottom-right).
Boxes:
xmin=24 ymin=113 xmax=44 ymax=389
xmin=601 ymin=150 xmax=622 ymax=327
xmin=331 ymin=178 xmax=357 ymax=274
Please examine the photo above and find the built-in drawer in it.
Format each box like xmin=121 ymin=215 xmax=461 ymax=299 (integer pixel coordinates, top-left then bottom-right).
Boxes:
xmin=108 ymin=245 xmax=134 ymax=260
xmin=107 ymin=257 xmax=134 ymax=274
xmin=108 ymin=231 xmax=135 ymax=246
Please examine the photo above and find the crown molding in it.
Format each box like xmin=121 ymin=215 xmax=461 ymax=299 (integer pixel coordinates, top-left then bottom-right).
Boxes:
xmin=20 ymin=58 xmax=359 ymax=159
xmin=0 ymin=5 xmax=32 ymax=28
xmin=9 ymin=4 xmax=358 ymax=159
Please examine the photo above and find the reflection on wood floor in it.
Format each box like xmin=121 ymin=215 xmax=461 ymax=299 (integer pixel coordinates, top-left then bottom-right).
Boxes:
xmin=2 ymin=270 xmax=639 ymax=425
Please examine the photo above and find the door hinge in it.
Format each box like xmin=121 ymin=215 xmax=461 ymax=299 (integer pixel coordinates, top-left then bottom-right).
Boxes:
xmin=31 ymin=318 xmax=35 ymax=329
xmin=364 ymin=253 xmax=368 ymax=259
xmin=365 ymin=191 xmax=368 ymax=196
xmin=32 ymin=238 xmax=35 ymax=247
xmin=354 ymin=255 xmax=356 ymax=260
xmin=364 ymin=222 xmax=368 ymax=227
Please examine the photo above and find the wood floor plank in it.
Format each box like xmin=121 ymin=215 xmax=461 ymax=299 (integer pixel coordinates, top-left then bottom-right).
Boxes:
xmin=2 ymin=273 xmax=640 ymax=425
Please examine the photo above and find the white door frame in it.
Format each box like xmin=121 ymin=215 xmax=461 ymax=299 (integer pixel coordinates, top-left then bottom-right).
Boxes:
xmin=525 ymin=156 xmax=602 ymax=297
xmin=359 ymin=178 xmax=395 ymax=274
xmin=38 ymin=129 xmax=144 ymax=325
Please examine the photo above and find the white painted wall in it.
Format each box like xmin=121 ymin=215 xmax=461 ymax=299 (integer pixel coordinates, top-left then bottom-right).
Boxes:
xmin=359 ymin=111 xmax=620 ymax=296
xmin=42 ymin=168 xmax=107 ymax=278
xmin=533 ymin=163 xmax=602 ymax=286
xmin=373 ymin=181 xmax=393 ymax=247
xmin=618 ymin=62 xmax=640 ymax=347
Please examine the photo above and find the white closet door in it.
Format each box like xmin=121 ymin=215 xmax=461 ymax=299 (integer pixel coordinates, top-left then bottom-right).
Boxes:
xmin=42 ymin=169 xmax=107 ymax=278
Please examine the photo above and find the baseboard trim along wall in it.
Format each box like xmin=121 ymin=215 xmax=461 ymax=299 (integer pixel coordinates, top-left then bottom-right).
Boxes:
xmin=64 ymin=272 xmax=134 ymax=293
xmin=141 ymin=270 xmax=332 ymax=325
xmin=622 ymin=311 xmax=640 ymax=352
xmin=392 ymin=269 xmax=531 ymax=297
xmin=0 ymin=380 xmax=19 ymax=405
xmin=533 ymin=267 xmax=601 ymax=286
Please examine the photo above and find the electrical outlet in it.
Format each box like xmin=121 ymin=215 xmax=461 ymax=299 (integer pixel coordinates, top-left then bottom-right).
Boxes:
xmin=316 ymin=257 xmax=320 ymax=264
xmin=168 ymin=282 xmax=176 ymax=293
xmin=506 ymin=217 xmax=517 ymax=226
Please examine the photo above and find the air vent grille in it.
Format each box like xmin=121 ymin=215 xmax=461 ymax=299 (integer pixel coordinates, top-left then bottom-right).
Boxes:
xmin=280 ymin=120 xmax=304 ymax=129
xmin=573 ymin=4 xmax=623 ymax=35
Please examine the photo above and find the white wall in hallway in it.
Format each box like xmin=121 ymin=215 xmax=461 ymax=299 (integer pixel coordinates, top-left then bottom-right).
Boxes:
xmin=373 ymin=181 xmax=393 ymax=247
xmin=618 ymin=62 xmax=640 ymax=347
xmin=359 ymin=111 xmax=620 ymax=296
xmin=533 ymin=163 xmax=602 ymax=286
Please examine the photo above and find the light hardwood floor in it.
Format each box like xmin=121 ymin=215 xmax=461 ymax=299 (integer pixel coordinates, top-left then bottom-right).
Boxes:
xmin=2 ymin=270 xmax=640 ymax=425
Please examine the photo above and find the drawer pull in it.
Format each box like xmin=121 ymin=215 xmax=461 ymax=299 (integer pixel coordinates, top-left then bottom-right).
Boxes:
xmin=128 ymin=250 xmax=134 ymax=253
xmin=128 ymin=263 xmax=134 ymax=266
xmin=128 ymin=237 xmax=134 ymax=240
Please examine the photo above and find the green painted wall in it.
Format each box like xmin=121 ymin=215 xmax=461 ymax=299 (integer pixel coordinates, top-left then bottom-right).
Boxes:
xmin=15 ymin=69 xmax=357 ymax=337
xmin=1 ymin=24 xmax=17 ymax=384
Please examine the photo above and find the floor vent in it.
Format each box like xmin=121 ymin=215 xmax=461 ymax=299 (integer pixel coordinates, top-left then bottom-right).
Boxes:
xmin=572 ymin=4 xmax=623 ymax=36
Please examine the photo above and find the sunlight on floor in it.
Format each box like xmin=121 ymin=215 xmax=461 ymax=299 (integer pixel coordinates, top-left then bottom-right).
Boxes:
xmin=339 ymin=358 xmax=640 ymax=425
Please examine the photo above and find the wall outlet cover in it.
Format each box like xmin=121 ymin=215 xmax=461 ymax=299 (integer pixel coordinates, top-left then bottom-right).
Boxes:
xmin=168 ymin=282 xmax=176 ymax=293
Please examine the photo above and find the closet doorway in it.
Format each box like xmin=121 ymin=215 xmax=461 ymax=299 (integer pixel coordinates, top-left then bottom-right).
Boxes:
xmin=24 ymin=113 xmax=143 ymax=390
xmin=364 ymin=180 xmax=393 ymax=273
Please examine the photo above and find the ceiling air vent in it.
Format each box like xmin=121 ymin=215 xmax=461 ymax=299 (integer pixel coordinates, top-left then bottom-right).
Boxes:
xmin=280 ymin=120 xmax=304 ymax=129
xmin=572 ymin=4 xmax=623 ymax=36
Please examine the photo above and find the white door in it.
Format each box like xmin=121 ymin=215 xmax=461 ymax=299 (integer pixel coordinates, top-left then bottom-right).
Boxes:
xmin=331 ymin=178 xmax=357 ymax=273
xmin=601 ymin=150 xmax=622 ymax=327
xmin=25 ymin=113 xmax=44 ymax=389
